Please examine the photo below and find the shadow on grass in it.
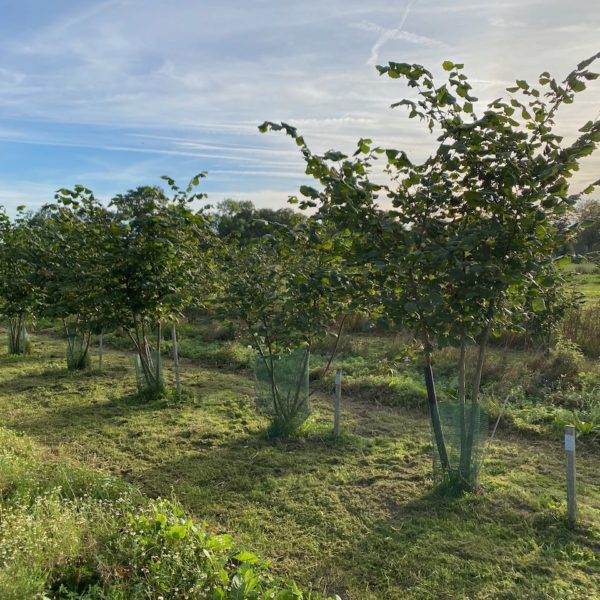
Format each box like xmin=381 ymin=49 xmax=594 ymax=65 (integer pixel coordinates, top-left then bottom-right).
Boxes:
xmin=0 ymin=364 xmax=130 ymax=392
xmin=339 ymin=483 xmax=600 ymax=598
xmin=3 ymin=390 xmax=176 ymax=438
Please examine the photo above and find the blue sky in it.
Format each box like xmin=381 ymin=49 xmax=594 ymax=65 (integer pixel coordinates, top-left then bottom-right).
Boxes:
xmin=0 ymin=0 xmax=599 ymax=214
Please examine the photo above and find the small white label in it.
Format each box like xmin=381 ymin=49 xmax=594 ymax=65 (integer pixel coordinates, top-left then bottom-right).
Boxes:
xmin=565 ymin=434 xmax=575 ymax=452
xmin=335 ymin=371 xmax=342 ymax=386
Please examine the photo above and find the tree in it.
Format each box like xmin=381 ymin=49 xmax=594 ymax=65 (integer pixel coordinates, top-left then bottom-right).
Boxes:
xmin=61 ymin=176 xmax=215 ymax=398
xmin=220 ymin=217 xmax=355 ymax=436
xmin=212 ymin=198 xmax=306 ymax=242
xmin=0 ymin=208 xmax=45 ymax=354
xmin=107 ymin=177 xmax=214 ymax=398
xmin=261 ymin=52 xmax=600 ymax=488
xmin=573 ymin=198 xmax=600 ymax=256
xmin=34 ymin=187 xmax=117 ymax=369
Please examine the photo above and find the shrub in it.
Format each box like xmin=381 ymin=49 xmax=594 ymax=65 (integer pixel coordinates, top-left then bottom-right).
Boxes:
xmin=340 ymin=312 xmax=372 ymax=333
xmin=177 ymin=338 xmax=253 ymax=369
xmin=562 ymin=261 xmax=598 ymax=275
xmin=383 ymin=333 xmax=421 ymax=363
xmin=311 ymin=332 xmax=355 ymax=357
xmin=554 ymin=408 xmax=600 ymax=439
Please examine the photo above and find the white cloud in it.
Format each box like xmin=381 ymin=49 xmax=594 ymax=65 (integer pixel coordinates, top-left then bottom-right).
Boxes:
xmin=0 ymin=0 xmax=598 ymax=212
xmin=488 ymin=17 xmax=527 ymax=28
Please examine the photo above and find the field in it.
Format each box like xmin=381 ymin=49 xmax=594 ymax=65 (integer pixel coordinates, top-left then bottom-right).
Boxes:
xmin=573 ymin=272 xmax=600 ymax=303
xmin=1 ymin=327 xmax=600 ymax=599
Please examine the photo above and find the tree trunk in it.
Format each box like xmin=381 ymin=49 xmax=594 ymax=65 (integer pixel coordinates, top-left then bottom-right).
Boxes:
xmin=99 ymin=332 xmax=103 ymax=372
xmin=155 ymin=321 xmax=162 ymax=391
xmin=458 ymin=343 xmax=468 ymax=481
xmin=171 ymin=324 xmax=181 ymax=399
xmin=8 ymin=313 xmax=26 ymax=355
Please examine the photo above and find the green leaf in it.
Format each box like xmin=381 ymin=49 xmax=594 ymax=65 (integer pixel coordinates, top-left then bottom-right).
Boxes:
xmin=299 ymin=185 xmax=319 ymax=199
xmin=442 ymin=60 xmax=454 ymax=71
xmin=570 ymin=79 xmax=586 ymax=92
xmin=404 ymin=301 xmax=418 ymax=313
xmin=323 ymin=150 xmax=347 ymax=161
xmin=532 ymin=298 xmax=546 ymax=312
xmin=153 ymin=513 xmax=167 ymax=529
xmin=166 ymin=524 xmax=188 ymax=540
xmin=235 ymin=551 xmax=260 ymax=564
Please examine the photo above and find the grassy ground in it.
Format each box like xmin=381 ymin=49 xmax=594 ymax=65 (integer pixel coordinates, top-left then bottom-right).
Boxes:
xmin=0 ymin=427 xmax=307 ymax=599
xmin=570 ymin=272 xmax=600 ymax=302
xmin=1 ymin=333 xmax=600 ymax=599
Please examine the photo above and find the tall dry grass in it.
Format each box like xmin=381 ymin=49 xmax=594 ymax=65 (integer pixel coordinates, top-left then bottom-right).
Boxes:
xmin=561 ymin=300 xmax=600 ymax=357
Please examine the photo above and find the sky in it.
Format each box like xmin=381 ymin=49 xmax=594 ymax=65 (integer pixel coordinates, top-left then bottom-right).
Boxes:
xmin=0 ymin=0 xmax=599 ymax=214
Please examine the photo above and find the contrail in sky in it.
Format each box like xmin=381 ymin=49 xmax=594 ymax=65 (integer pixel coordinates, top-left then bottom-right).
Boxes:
xmin=367 ymin=0 xmax=420 ymax=66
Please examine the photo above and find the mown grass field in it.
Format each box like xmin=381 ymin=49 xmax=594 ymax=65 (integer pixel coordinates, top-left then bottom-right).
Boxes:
xmin=1 ymin=330 xmax=600 ymax=599
xmin=572 ymin=272 xmax=600 ymax=302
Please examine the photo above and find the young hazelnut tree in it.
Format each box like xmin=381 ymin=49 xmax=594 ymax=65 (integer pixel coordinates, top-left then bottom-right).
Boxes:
xmin=108 ymin=176 xmax=215 ymax=399
xmin=62 ymin=175 xmax=215 ymax=398
xmin=0 ymin=207 xmax=45 ymax=354
xmin=261 ymin=52 xmax=600 ymax=488
xmin=33 ymin=187 xmax=117 ymax=369
xmin=220 ymin=217 xmax=358 ymax=437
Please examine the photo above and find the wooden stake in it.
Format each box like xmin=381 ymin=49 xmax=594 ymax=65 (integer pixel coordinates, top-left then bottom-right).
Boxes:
xmin=565 ymin=425 xmax=577 ymax=525
xmin=98 ymin=332 xmax=103 ymax=372
xmin=172 ymin=324 xmax=181 ymax=399
xmin=334 ymin=368 xmax=342 ymax=437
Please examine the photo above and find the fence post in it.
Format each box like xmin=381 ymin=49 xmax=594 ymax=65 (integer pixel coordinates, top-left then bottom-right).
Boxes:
xmin=565 ymin=425 xmax=577 ymax=526
xmin=172 ymin=324 xmax=181 ymax=399
xmin=98 ymin=332 xmax=103 ymax=373
xmin=334 ymin=368 xmax=342 ymax=437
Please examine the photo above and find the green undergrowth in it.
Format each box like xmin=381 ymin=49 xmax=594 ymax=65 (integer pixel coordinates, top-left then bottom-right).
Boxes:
xmin=0 ymin=426 xmax=327 ymax=599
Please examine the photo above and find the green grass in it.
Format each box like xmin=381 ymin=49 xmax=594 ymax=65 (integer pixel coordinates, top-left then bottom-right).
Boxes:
xmin=0 ymin=427 xmax=317 ymax=599
xmin=1 ymin=332 xmax=600 ymax=598
xmin=572 ymin=272 xmax=600 ymax=302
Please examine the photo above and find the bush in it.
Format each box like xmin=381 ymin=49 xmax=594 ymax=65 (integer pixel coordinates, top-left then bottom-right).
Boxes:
xmin=554 ymin=408 xmax=600 ymax=439
xmin=562 ymin=261 xmax=598 ymax=275
xmin=177 ymin=338 xmax=253 ymax=369
xmin=177 ymin=319 xmax=236 ymax=342
xmin=311 ymin=332 xmax=355 ymax=357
